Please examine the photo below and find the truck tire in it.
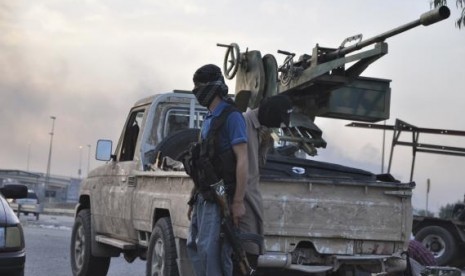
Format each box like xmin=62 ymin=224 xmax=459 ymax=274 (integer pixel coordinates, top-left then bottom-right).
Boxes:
xmin=146 ymin=217 xmax=179 ymax=276
xmin=415 ymin=225 xmax=457 ymax=266
xmin=155 ymin=129 xmax=200 ymax=161
xmin=70 ymin=209 xmax=111 ymax=276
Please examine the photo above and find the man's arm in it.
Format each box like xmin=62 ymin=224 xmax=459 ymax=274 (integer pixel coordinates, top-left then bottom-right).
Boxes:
xmin=231 ymin=142 xmax=248 ymax=226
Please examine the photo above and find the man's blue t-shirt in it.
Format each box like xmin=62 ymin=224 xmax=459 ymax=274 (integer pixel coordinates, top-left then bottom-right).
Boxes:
xmin=201 ymin=100 xmax=247 ymax=152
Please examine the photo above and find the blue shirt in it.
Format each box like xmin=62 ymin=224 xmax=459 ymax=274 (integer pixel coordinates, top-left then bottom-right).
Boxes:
xmin=201 ymin=100 xmax=247 ymax=152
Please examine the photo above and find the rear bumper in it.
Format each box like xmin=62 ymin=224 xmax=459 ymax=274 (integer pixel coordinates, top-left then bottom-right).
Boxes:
xmin=0 ymin=249 xmax=26 ymax=273
xmin=257 ymin=252 xmax=407 ymax=274
xmin=9 ymin=203 xmax=41 ymax=214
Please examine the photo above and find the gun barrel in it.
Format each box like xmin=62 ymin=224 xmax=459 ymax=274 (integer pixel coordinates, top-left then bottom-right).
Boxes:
xmin=324 ymin=6 xmax=450 ymax=60
xmin=420 ymin=5 xmax=451 ymax=26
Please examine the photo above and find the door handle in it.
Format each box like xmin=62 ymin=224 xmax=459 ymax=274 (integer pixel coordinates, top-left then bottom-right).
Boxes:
xmin=127 ymin=176 xmax=137 ymax=187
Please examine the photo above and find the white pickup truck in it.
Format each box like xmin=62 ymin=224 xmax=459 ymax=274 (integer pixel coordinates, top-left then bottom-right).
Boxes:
xmin=70 ymin=91 xmax=414 ymax=276
xmin=10 ymin=189 xmax=41 ymax=220
xmin=68 ymin=7 xmax=455 ymax=274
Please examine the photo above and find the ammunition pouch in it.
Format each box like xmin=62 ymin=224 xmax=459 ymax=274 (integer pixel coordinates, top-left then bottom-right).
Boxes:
xmin=214 ymin=148 xmax=236 ymax=195
xmin=182 ymin=142 xmax=237 ymax=202
xmin=181 ymin=142 xmax=219 ymax=202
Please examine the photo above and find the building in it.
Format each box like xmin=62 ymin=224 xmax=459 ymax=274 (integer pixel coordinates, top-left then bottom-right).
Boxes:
xmin=0 ymin=169 xmax=81 ymax=203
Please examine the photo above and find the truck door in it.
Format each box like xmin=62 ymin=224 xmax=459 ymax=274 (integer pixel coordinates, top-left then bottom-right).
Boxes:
xmin=92 ymin=107 xmax=146 ymax=241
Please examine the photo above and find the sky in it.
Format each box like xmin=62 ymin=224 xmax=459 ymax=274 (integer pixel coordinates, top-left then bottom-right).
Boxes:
xmin=1 ymin=0 xmax=464 ymax=215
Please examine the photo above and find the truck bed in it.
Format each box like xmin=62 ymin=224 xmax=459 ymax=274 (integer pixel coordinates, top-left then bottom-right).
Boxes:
xmin=260 ymin=155 xmax=414 ymax=257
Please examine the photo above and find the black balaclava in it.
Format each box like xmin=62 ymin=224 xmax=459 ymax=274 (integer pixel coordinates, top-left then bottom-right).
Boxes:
xmin=192 ymin=64 xmax=228 ymax=107
xmin=258 ymin=95 xmax=293 ymax=127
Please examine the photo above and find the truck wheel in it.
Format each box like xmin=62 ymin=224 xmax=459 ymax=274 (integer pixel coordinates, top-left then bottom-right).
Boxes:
xmin=35 ymin=213 xmax=39 ymax=220
xmin=155 ymin=129 xmax=200 ymax=161
xmin=415 ymin=225 xmax=457 ymax=266
xmin=146 ymin=217 xmax=179 ymax=276
xmin=70 ymin=209 xmax=111 ymax=276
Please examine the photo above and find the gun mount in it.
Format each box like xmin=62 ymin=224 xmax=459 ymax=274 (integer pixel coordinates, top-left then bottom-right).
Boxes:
xmin=217 ymin=7 xmax=449 ymax=156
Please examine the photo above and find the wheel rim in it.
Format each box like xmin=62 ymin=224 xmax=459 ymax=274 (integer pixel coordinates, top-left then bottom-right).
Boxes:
xmin=422 ymin=234 xmax=446 ymax=258
xmin=74 ymin=223 xmax=86 ymax=270
xmin=151 ymin=238 xmax=165 ymax=276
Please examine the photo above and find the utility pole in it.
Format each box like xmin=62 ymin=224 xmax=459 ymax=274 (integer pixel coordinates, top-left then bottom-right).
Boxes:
xmin=87 ymin=144 xmax=91 ymax=176
xmin=426 ymin=178 xmax=431 ymax=215
xmin=45 ymin=116 xmax=56 ymax=200
xmin=26 ymin=142 xmax=31 ymax=171
xmin=78 ymin=145 xmax=83 ymax=179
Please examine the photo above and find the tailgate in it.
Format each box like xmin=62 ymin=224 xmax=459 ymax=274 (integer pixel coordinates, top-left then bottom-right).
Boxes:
xmin=260 ymin=155 xmax=413 ymax=255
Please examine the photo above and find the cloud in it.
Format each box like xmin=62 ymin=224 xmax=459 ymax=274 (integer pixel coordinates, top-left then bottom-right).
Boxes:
xmin=0 ymin=1 xmax=464 ymax=214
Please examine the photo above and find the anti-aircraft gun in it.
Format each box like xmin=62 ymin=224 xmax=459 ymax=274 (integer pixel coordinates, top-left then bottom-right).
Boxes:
xmin=218 ymin=6 xmax=450 ymax=156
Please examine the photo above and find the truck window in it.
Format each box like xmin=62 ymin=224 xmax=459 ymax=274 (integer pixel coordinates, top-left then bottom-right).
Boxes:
xmin=120 ymin=110 xmax=144 ymax=161
xmin=193 ymin=110 xmax=207 ymax=129
xmin=163 ymin=108 xmax=206 ymax=138
xmin=165 ymin=109 xmax=190 ymax=137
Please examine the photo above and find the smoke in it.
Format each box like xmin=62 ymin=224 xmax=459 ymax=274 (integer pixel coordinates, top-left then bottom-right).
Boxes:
xmin=0 ymin=2 xmax=168 ymax=175
xmin=0 ymin=1 xmax=464 ymax=214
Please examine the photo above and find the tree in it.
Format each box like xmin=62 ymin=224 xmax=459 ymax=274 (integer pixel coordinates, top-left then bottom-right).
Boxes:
xmin=432 ymin=0 xmax=465 ymax=29
xmin=416 ymin=209 xmax=435 ymax=217
xmin=438 ymin=200 xmax=465 ymax=219
xmin=438 ymin=202 xmax=457 ymax=218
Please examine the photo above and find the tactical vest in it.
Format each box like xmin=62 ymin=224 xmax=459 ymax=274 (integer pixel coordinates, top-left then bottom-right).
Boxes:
xmin=183 ymin=105 xmax=240 ymax=200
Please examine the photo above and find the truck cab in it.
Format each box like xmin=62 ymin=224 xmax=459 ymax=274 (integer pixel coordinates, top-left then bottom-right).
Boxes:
xmin=83 ymin=91 xmax=206 ymax=242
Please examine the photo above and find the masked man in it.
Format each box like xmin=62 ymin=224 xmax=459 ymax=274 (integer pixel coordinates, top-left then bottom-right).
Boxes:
xmin=186 ymin=64 xmax=248 ymax=276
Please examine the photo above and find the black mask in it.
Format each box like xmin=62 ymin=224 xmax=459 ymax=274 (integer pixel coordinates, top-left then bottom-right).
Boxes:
xmin=193 ymin=81 xmax=228 ymax=107
xmin=192 ymin=64 xmax=228 ymax=107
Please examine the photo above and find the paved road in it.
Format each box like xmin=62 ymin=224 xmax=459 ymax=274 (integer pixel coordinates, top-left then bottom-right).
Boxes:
xmin=18 ymin=213 xmax=465 ymax=276
xmin=19 ymin=213 xmax=145 ymax=276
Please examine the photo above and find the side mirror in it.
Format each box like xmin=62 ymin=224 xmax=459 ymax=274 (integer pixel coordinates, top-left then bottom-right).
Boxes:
xmin=0 ymin=184 xmax=28 ymax=199
xmin=96 ymin=139 xmax=113 ymax=161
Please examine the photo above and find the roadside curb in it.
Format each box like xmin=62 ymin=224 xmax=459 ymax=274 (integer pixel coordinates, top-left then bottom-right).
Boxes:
xmin=43 ymin=208 xmax=75 ymax=217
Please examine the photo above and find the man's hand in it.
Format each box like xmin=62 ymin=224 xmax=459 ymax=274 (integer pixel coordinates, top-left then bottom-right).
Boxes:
xmin=231 ymin=200 xmax=245 ymax=226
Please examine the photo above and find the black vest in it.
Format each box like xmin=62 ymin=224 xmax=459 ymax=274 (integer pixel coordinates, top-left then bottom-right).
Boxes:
xmin=183 ymin=105 xmax=240 ymax=198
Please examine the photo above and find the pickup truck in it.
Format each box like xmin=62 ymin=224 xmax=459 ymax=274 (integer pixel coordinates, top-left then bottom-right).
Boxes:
xmin=9 ymin=189 xmax=41 ymax=220
xmin=70 ymin=91 xmax=414 ymax=276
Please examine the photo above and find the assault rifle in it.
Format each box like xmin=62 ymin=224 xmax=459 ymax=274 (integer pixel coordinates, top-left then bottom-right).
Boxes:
xmin=211 ymin=180 xmax=258 ymax=276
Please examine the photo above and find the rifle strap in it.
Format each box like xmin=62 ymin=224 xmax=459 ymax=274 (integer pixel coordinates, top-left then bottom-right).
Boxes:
xmin=201 ymin=104 xmax=240 ymax=159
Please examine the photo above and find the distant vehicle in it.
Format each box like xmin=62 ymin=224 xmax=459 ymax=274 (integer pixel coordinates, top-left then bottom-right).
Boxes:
xmin=10 ymin=190 xmax=41 ymax=220
xmin=413 ymin=200 xmax=465 ymax=267
xmin=0 ymin=184 xmax=28 ymax=276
